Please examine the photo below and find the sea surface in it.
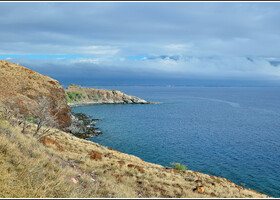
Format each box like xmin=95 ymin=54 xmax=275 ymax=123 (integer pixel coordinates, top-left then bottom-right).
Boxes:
xmin=71 ymin=86 xmax=280 ymax=197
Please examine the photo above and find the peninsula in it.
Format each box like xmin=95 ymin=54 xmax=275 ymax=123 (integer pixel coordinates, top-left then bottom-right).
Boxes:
xmin=66 ymin=84 xmax=151 ymax=106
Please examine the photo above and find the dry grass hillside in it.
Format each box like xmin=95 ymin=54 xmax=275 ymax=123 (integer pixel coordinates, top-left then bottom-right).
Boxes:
xmin=0 ymin=60 xmax=71 ymax=129
xmin=0 ymin=118 xmax=269 ymax=198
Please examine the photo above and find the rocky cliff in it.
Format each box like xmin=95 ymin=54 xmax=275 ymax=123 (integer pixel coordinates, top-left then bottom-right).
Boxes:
xmin=65 ymin=84 xmax=150 ymax=106
xmin=0 ymin=60 xmax=71 ymax=129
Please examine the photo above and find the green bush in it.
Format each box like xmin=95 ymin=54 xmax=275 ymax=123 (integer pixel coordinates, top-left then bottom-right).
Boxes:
xmin=66 ymin=93 xmax=71 ymax=103
xmin=171 ymin=162 xmax=187 ymax=171
xmin=65 ymin=92 xmax=83 ymax=103
xmin=25 ymin=117 xmax=38 ymax=123
xmin=87 ymin=94 xmax=99 ymax=100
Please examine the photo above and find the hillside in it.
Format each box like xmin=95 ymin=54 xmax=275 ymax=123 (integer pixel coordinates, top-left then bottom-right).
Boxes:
xmin=0 ymin=60 xmax=71 ymax=129
xmin=66 ymin=84 xmax=150 ymax=106
xmin=0 ymin=119 xmax=269 ymax=198
xmin=0 ymin=60 xmax=269 ymax=198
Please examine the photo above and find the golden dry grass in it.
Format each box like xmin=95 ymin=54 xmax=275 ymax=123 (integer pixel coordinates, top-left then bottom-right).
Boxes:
xmin=0 ymin=117 xmax=270 ymax=198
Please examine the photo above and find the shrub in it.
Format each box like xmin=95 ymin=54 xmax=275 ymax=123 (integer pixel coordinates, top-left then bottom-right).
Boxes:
xmin=171 ymin=162 xmax=187 ymax=171
xmin=25 ymin=117 xmax=38 ymax=123
xmin=65 ymin=92 xmax=83 ymax=103
xmin=87 ymin=94 xmax=99 ymax=101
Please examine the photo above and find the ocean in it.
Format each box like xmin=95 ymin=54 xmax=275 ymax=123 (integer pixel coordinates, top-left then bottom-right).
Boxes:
xmin=71 ymin=86 xmax=280 ymax=197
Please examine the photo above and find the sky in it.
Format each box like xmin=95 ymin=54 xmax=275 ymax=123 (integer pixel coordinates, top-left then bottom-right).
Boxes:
xmin=1 ymin=2 xmax=280 ymax=86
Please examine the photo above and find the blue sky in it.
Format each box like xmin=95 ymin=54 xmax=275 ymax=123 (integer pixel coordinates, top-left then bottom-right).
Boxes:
xmin=1 ymin=2 xmax=280 ymax=85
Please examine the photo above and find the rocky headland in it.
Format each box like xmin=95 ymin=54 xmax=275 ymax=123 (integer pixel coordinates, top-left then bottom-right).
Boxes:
xmin=65 ymin=84 xmax=152 ymax=106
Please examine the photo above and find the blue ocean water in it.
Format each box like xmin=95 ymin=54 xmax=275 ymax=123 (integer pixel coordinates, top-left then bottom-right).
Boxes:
xmin=72 ymin=86 xmax=280 ymax=197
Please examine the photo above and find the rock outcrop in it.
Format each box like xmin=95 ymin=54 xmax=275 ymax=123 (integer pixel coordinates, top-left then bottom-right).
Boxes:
xmin=65 ymin=84 xmax=151 ymax=106
xmin=0 ymin=60 xmax=71 ymax=129
xmin=67 ymin=112 xmax=102 ymax=138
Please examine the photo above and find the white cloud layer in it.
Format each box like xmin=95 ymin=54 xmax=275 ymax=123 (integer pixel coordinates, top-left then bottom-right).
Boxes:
xmin=1 ymin=2 xmax=280 ymax=83
xmin=8 ymin=56 xmax=280 ymax=81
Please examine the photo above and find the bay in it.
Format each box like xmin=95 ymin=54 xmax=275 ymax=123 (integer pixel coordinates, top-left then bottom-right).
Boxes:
xmin=72 ymin=86 xmax=280 ymax=197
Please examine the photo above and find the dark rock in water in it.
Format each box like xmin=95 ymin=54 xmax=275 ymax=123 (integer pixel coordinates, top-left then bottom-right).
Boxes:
xmin=92 ymin=118 xmax=102 ymax=121
xmin=67 ymin=112 xmax=102 ymax=138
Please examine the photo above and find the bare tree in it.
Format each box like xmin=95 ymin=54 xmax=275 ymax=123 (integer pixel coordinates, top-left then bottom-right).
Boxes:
xmin=1 ymin=96 xmax=63 ymax=139
xmin=1 ymin=99 xmax=31 ymax=133
xmin=24 ymin=96 xmax=62 ymax=139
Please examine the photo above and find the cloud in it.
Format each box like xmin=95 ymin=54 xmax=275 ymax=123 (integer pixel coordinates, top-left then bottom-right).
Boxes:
xmin=7 ymin=56 xmax=280 ymax=84
xmin=1 ymin=2 xmax=280 ymax=57
xmin=1 ymin=2 xmax=280 ymax=85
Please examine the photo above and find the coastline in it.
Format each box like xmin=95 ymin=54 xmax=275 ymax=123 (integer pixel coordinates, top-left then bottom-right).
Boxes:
xmin=0 ymin=61 xmax=271 ymax=198
xmin=68 ymin=101 xmax=159 ymax=107
xmin=67 ymin=109 xmax=269 ymax=198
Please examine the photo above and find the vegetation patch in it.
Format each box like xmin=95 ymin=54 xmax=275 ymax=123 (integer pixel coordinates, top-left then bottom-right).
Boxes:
xmin=25 ymin=117 xmax=38 ymax=123
xmin=171 ymin=163 xmax=187 ymax=171
xmin=87 ymin=94 xmax=100 ymax=101
xmin=66 ymin=92 xmax=83 ymax=103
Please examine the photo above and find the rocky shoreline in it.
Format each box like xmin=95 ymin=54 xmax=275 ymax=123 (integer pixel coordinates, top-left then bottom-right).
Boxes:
xmin=67 ymin=101 xmax=157 ymax=107
xmin=67 ymin=112 xmax=103 ymax=139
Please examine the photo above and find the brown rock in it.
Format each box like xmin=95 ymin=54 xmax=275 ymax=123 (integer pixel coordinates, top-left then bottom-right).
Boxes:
xmin=226 ymin=179 xmax=233 ymax=183
xmin=40 ymin=137 xmax=64 ymax=152
xmin=118 ymin=160 xmax=125 ymax=167
xmin=114 ymin=174 xmax=124 ymax=179
xmin=135 ymin=165 xmax=145 ymax=173
xmin=89 ymin=151 xmax=102 ymax=161
xmin=104 ymin=153 xmax=113 ymax=159
xmin=165 ymin=167 xmax=172 ymax=170
xmin=197 ymin=186 xmax=205 ymax=193
xmin=127 ymin=164 xmax=135 ymax=168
